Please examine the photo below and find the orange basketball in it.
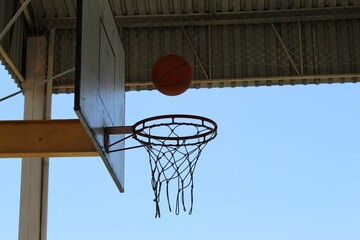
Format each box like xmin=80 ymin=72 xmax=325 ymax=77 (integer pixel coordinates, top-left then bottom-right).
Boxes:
xmin=152 ymin=55 xmax=192 ymax=96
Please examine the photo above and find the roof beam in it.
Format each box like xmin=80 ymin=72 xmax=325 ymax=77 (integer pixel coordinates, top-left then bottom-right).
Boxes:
xmin=19 ymin=0 xmax=34 ymax=29
xmin=51 ymin=73 xmax=360 ymax=93
xmin=0 ymin=0 xmax=31 ymax=41
xmin=114 ymin=7 xmax=360 ymax=28
xmin=41 ymin=7 xmax=360 ymax=29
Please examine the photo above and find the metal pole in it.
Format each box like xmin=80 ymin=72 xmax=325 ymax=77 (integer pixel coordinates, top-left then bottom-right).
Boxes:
xmin=0 ymin=0 xmax=31 ymax=42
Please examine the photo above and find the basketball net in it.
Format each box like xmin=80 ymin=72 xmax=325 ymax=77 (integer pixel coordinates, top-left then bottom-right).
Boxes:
xmin=132 ymin=115 xmax=217 ymax=218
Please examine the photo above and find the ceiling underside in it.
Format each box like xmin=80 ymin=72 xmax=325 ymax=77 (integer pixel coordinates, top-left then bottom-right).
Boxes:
xmin=0 ymin=0 xmax=360 ymax=93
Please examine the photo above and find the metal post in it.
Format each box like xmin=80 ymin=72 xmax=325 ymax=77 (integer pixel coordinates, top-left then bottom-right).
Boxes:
xmin=18 ymin=36 xmax=50 ymax=240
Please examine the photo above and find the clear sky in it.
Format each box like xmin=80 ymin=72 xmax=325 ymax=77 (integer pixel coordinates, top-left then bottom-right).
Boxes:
xmin=1 ymin=64 xmax=360 ymax=240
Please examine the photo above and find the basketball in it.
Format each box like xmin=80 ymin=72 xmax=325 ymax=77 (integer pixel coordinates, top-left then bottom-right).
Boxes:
xmin=151 ymin=55 xmax=192 ymax=96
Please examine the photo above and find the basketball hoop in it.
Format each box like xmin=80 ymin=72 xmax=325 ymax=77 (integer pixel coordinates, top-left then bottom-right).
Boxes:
xmin=105 ymin=114 xmax=217 ymax=217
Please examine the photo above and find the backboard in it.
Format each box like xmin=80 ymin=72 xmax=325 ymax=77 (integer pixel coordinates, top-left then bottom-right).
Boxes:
xmin=75 ymin=0 xmax=125 ymax=192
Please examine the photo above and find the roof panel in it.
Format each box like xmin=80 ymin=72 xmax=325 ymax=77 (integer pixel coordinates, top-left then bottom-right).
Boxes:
xmin=24 ymin=0 xmax=360 ymax=19
xmin=1 ymin=0 xmax=360 ymax=94
xmin=64 ymin=0 xmax=76 ymax=17
xmin=40 ymin=0 xmax=55 ymax=18
xmin=54 ymin=0 xmax=68 ymax=17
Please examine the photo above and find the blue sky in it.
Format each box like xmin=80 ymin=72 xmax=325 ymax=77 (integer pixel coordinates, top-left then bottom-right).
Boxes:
xmin=1 ymin=64 xmax=360 ymax=240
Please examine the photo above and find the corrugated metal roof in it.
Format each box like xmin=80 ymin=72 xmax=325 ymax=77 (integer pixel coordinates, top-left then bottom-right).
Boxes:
xmin=28 ymin=0 xmax=360 ymax=18
xmin=108 ymin=0 xmax=360 ymax=15
xmin=1 ymin=0 xmax=360 ymax=93
xmin=120 ymin=19 xmax=360 ymax=91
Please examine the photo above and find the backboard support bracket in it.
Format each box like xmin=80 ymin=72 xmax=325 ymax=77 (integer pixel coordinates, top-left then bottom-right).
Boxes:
xmin=104 ymin=126 xmax=139 ymax=154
